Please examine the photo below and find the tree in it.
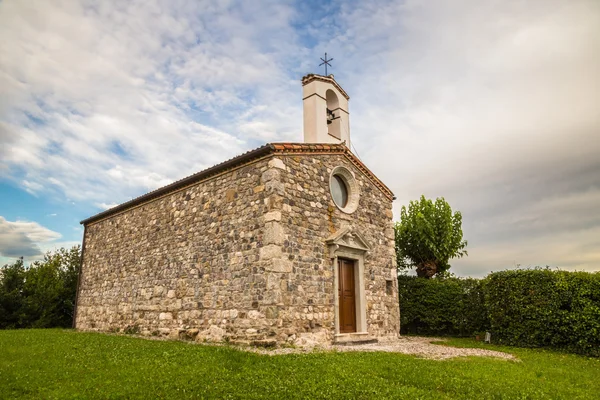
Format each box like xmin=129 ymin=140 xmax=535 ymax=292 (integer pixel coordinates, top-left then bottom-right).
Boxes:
xmin=0 ymin=246 xmax=81 ymax=329
xmin=395 ymin=195 xmax=467 ymax=278
xmin=0 ymin=257 xmax=26 ymax=329
xmin=22 ymin=246 xmax=81 ymax=328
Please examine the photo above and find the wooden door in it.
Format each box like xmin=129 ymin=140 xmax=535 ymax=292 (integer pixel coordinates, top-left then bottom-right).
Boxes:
xmin=338 ymin=259 xmax=356 ymax=333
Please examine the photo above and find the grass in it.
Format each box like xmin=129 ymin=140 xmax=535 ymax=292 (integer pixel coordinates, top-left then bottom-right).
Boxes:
xmin=1 ymin=330 xmax=599 ymax=399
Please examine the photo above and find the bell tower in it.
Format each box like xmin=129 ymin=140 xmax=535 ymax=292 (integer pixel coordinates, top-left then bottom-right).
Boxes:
xmin=302 ymin=74 xmax=350 ymax=148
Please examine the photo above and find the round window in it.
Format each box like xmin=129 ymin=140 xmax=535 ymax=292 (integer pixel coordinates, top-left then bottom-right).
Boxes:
xmin=329 ymin=166 xmax=359 ymax=214
xmin=331 ymin=175 xmax=348 ymax=207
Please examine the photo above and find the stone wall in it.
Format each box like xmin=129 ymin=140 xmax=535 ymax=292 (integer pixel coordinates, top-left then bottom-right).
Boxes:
xmin=76 ymin=156 xmax=273 ymax=341
xmin=76 ymin=151 xmax=399 ymax=345
xmin=273 ymin=153 xmax=399 ymax=342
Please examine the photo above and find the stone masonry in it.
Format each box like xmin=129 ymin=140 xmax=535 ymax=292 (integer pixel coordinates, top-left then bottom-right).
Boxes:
xmin=75 ymin=143 xmax=399 ymax=345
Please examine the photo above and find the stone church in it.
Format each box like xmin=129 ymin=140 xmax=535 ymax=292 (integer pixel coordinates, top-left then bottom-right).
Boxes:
xmin=74 ymin=74 xmax=400 ymax=345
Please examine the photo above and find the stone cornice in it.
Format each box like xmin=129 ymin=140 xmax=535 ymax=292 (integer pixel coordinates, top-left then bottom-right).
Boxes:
xmin=301 ymin=74 xmax=350 ymax=100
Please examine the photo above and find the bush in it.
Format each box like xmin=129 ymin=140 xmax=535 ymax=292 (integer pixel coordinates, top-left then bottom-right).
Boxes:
xmin=398 ymin=275 xmax=489 ymax=336
xmin=399 ymin=268 xmax=600 ymax=357
xmin=485 ymin=268 xmax=600 ymax=357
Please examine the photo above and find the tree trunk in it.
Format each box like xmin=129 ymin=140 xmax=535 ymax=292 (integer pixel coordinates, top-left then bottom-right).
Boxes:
xmin=416 ymin=261 xmax=437 ymax=278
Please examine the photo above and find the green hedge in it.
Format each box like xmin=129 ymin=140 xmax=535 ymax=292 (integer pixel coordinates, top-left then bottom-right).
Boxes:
xmin=398 ymin=275 xmax=489 ymax=336
xmin=399 ymin=269 xmax=600 ymax=357
xmin=485 ymin=269 xmax=600 ymax=357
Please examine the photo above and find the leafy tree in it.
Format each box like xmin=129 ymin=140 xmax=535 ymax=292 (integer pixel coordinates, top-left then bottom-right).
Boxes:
xmin=395 ymin=195 xmax=467 ymax=278
xmin=0 ymin=246 xmax=81 ymax=329
xmin=0 ymin=257 xmax=26 ymax=328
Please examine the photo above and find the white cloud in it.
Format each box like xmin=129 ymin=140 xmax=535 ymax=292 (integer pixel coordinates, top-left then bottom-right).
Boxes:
xmin=0 ymin=216 xmax=62 ymax=259
xmin=0 ymin=0 xmax=304 ymax=205
xmin=97 ymin=202 xmax=119 ymax=210
xmin=21 ymin=179 xmax=44 ymax=195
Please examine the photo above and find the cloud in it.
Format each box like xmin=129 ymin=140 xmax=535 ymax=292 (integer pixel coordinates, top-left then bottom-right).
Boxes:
xmin=453 ymin=225 xmax=600 ymax=278
xmin=0 ymin=216 xmax=62 ymax=259
xmin=97 ymin=202 xmax=119 ymax=211
xmin=22 ymin=180 xmax=44 ymax=195
xmin=0 ymin=0 xmax=304 ymax=206
xmin=0 ymin=0 xmax=599 ymax=275
xmin=332 ymin=0 xmax=600 ymax=274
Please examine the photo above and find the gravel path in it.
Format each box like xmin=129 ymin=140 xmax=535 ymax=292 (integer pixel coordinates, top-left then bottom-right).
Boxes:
xmin=246 ymin=336 xmax=517 ymax=361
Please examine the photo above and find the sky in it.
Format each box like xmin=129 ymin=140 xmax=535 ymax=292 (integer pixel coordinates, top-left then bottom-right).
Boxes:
xmin=1 ymin=0 xmax=599 ymax=277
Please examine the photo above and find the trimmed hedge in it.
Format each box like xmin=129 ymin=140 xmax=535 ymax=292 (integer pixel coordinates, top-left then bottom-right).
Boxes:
xmin=399 ymin=269 xmax=600 ymax=357
xmin=486 ymin=269 xmax=600 ymax=357
xmin=398 ymin=275 xmax=489 ymax=336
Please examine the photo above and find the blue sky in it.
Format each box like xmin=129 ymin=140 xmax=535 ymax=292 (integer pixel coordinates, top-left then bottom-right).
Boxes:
xmin=1 ymin=0 xmax=599 ymax=276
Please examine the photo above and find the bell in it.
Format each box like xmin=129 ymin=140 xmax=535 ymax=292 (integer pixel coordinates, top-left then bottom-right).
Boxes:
xmin=327 ymin=108 xmax=334 ymax=124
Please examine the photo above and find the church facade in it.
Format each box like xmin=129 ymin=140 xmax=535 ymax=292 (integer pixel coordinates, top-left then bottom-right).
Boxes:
xmin=74 ymin=74 xmax=400 ymax=345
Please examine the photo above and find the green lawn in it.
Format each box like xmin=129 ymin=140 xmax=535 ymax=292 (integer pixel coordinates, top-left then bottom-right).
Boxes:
xmin=1 ymin=330 xmax=598 ymax=399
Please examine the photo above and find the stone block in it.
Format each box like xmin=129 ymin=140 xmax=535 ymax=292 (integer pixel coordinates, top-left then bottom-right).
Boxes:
xmin=266 ymin=274 xmax=280 ymax=290
xmin=248 ymin=310 xmax=263 ymax=319
xmin=266 ymin=258 xmax=292 ymax=273
xmin=158 ymin=328 xmax=171 ymax=335
xmin=260 ymin=244 xmax=282 ymax=260
xmin=264 ymin=222 xmax=284 ymax=245
xmin=159 ymin=312 xmax=173 ymax=320
xmin=262 ymin=290 xmax=281 ymax=305
xmin=225 ymin=189 xmax=237 ymax=202
xmin=196 ymin=325 xmax=225 ymax=342
xmin=186 ymin=328 xmax=199 ymax=339
xmin=385 ymin=228 xmax=394 ymax=239
xmin=265 ymin=180 xmax=285 ymax=195
xmin=261 ymin=169 xmax=280 ymax=183
xmin=265 ymin=306 xmax=279 ymax=319
xmin=268 ymin=158 xmax=286 ymax=170
xmin=265 ymin=194 xmax=283 ymax=210
xmin=263 ymin=211 xmax=281 ymax=222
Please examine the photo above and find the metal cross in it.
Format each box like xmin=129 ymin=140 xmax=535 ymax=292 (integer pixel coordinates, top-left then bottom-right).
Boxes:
xmin=319 ymin=52 xmax=333 ymax=75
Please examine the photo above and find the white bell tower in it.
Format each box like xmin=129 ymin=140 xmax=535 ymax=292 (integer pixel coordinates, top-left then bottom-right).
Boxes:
xmin=302 ymin=74 xmax=350 ymax=148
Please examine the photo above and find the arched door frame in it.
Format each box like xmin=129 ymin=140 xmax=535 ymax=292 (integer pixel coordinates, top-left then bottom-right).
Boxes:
xmin=326 ymin=228 xmax=370 ymax=336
